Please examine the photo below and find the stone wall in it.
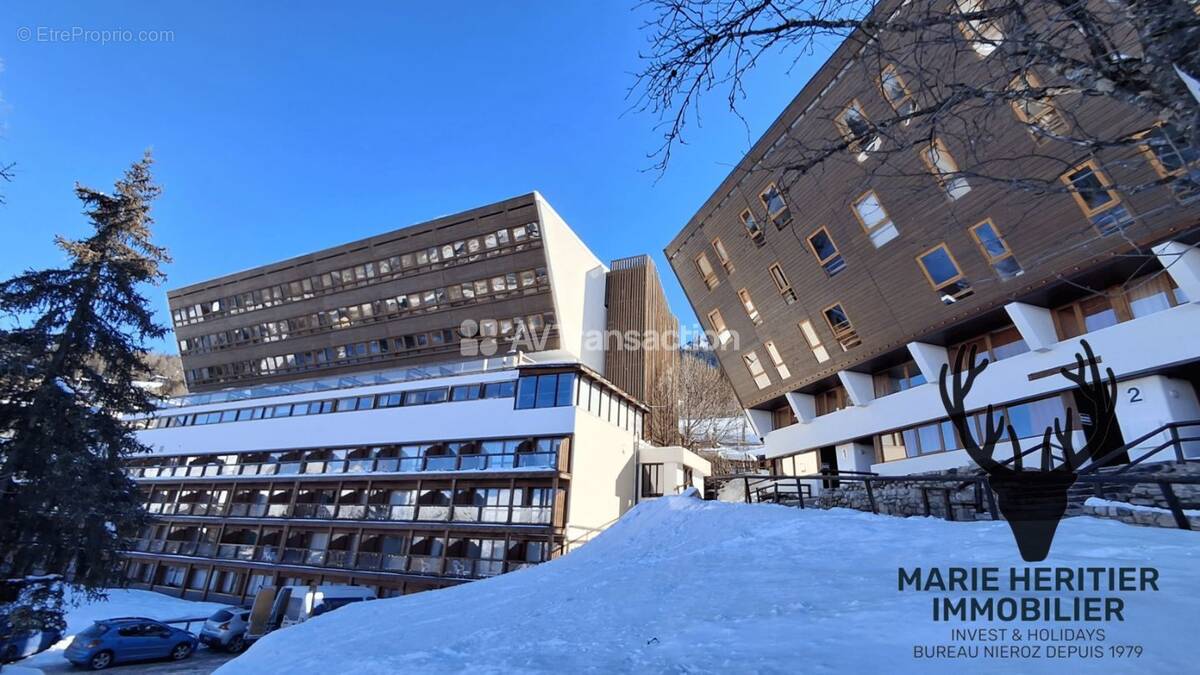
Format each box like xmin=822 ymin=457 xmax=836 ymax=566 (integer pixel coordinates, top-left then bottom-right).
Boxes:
xmin=816 ymin=467 xmax=994 ymax=521
xmin=1078 ymin=461 xmax=1200 ymax=529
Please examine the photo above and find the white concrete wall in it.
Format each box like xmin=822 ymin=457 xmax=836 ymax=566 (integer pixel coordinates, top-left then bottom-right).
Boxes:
xmin=564 ymin=409 xmax=639 ymax=550
xmin=133 ymin=371 xmax=567 ymax=456
xmin=535 ymin=193 xmax=608 ymax=374
xmin=762 ymin=303 xmax=1200 ymax=473
xmin=1116 ymin=374 xmax=1200 ymax=461
xmin=835 ymin=442 xmax=875 ymax=473
xmin=637 ymin=446 xmax=713 ymax=498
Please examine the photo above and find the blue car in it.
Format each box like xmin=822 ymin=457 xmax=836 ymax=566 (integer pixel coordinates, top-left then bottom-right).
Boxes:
xmin=63 ymin=617 xmax=197 ymax=670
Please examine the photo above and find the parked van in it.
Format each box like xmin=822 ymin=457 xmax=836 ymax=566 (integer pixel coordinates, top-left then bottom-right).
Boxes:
xmin=247 ymin=585 xmax=375 ymax=640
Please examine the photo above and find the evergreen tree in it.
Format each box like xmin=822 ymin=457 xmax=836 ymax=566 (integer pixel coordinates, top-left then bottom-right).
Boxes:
xmin=0 ymin=152 xmax=169 ymax=599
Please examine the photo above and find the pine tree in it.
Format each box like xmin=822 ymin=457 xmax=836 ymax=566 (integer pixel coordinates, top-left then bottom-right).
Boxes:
xmin=0 ymin=152 xmax=169 ymax=600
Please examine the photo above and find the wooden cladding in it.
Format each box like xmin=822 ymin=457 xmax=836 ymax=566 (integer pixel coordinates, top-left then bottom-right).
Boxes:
xmin=603 ymin=255 xmax=679 ymax=445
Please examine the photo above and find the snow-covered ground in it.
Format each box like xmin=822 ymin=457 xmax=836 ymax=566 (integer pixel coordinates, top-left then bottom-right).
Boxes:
xmin=218 ymin=496 xmax=1200 ymax=674
xmin=18 ymin=588 xmax=225 ymax=669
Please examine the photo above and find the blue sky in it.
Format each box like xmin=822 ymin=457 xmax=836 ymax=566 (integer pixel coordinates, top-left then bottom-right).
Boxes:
xmin=1 ymin=1 xmax=836 ymax=353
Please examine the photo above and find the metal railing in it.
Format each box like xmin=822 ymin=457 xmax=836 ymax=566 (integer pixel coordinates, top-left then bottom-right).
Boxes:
xmin=149 ymin=501 xmax=552 ymax=525
xmin=131 ymin=451 xmax=559 ymax=479
xmin=723 ymin=468 xmax=1200 ymax=531
xmin=131 ymin=539 xmax=520 ymax=579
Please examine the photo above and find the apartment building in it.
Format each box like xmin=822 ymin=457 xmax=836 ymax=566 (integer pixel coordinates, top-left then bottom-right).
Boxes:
xmin=666 ymin=2 xmax=1200 ymax=480
xmin=122 ymin=193 xmax=699 ymax=602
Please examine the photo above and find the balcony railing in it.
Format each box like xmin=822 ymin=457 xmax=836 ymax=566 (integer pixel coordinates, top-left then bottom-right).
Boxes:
xmin=147 ymin=501 xmax=552 ymax=525
xmin=130 ymin=451 xmax=559 ymax=480
xmin=129 ymin=539 xmax=538 ymax=580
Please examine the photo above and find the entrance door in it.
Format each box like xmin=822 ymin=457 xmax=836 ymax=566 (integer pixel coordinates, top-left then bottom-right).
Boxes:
xmin=818 ymin=446 xmax=838 ymax=489
xmin=1073 ymin=390 xmax=1128 ymax=466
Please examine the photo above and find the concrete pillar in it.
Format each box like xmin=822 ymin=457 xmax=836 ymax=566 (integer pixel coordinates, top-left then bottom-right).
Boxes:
xmin=785 ymin=391 xmax=816 ymax=424
xmin=1005 ymin=302 xmax=1058 ymax=352
xmin=838 ymin=371 xmax=875 ymax=407
xmin=744 ymin=408 xmax=772 ymax=441
xmin=1153 ymin=241 xmax=1200 ymax=303
xmin=835 ymin=441 xmax=876 ymax=473
xmin=906 ymin=342 xmax=950 ymax=383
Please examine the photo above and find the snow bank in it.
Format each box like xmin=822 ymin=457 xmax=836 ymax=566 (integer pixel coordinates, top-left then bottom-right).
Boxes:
xmin=1085 ymin=496 xmax=1200 ymax=516
xmin=219 ymin=498 xmax=1200 ymax=674
xmin=20 ymin=588 xmax=225 ymax=668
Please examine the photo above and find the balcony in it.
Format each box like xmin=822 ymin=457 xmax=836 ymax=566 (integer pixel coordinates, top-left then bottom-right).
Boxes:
xmin=128 ymin=539 xmax=542 ymax=581
xmin=147 ymin=500 xmax=551 ymax=526
xmin=130 ymin=451 xmax=560 ymax=480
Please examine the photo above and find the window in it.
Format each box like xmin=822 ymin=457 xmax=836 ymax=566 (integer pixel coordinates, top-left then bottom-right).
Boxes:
xmin=712 ymin=238 xmax=734 ymax=273
xmin=916 ymin=244 xmax=974 ymax=304
xmin=851 ymin=191 xmax=899 ymax=247
xmin=814 ymin=385 xmax=849 ymax=416
xmin=879 ymin=65 xmax=914 ymax=119
xmin=768 ymin=263 xmax=798 ymax=304
xmin=737 ymin=288 xmax=762 ymax=324
xmin=835 ymin=100 xmax=881 ymax=159
xmin=822 ymin=304 xmax=861 ymax=350
xmin=707 ymin=309 xmax=732 ymax=346
xmin=772 ymin=405 xmax=797 ymax=429
xmin=798 ymin=320 xmax=830 ymax=363
xmin=759 ymin=183 xmax=792 ymax=229
xmin=956 ymin=0 xmax=1004 ymax=56
xmin=742 ymin=351 xmax=771 ymax=389
xmin=740 ymin=209 xmax=765 ymax=244
xmin=1142 ymin=124 xmax=1200 ymax=178
xmin=764 ymin=341 xmax=790 ymax=380
xmin=1055 ymin=295 xmax=1118 ymax=340
xmin=953 ymin=325 xmax=1028 ymax=364
xmin=641 ymin=464 xmax=664 ymax=498
xmin=922 ymin=138 xmax=971 ymax=200
xmin=515 ymin=373 xmax=576 ymax=409
xmin=1054 ymin=274 xmax=1187 ymax=339
xmin=873 ymin=360 xmax=927 ymax=397
xmin=893 ymin=419 xmax=960 ymax=458
xmin=1061 ymin=161 xmax=1133 ymax=236
xmin=1140 ymin=124 xmax=1200 ymax=202
xmin=969 ymin=219 xmax=1023 ymax=280
xmin=695 ymin=252 xmax=719 ymax=290
xmin=806 ymin=227 xmax=845 ymax=276
xmin=1009 ymin=71 xmax=1068 ymax=139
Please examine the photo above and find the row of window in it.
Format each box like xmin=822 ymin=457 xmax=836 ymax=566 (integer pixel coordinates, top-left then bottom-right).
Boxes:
xmin=178 ymin=267 xmax=549 ymax=355
xmin=712 ymin=189 xmax=1152 ymax=392
xmin=732 ymin=303 xmax=857 ymax=390
xmin=171 ymin=222 xmax=543 ymax=327
xmin=128 ymin=437 xmax=568 ymax=480
xmin=514 ymin=371 xmax=646 ymax=436
xmin=130 ymin=380 xmax=518 ymax=431
xmin=141 ymin=484 xmax=557 ymax=525
xmin=877 ymin=393 xmax=1069 ymax=463
xmin=128 ymin=528 xmax=551 ymax=586
xmin=184 ymin=311 xmax=555 ymax=387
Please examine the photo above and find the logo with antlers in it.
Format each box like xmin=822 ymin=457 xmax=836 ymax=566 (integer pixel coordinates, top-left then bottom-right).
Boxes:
xmin=939 ymin=339 xmax=1118 ymax=562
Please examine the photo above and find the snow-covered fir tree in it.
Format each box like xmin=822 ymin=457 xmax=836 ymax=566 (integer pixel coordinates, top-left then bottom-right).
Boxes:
xmin=0 ymin=152 xmax=170 ymax=601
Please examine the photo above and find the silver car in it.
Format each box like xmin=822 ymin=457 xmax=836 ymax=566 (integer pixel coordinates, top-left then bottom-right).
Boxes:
xmin=198 ymin=607 xmax=251 ymax=653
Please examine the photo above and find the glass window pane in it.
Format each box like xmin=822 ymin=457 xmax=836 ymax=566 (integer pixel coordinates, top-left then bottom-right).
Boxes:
xmin=535 ymin=375 xmax=558 ymax=408
xmin=918 ymin=248 xmax=960 ymax=286
xmin=555 ymin=373 xmax=575 ymax=407
xmin=516 ymin=376 xmax=537 ymax=409
xmin=1069 ymin=168 xmax=1114 ymax=210
xmin=809 ymin=230 xmax=836 ymax=260
xmin=855 ymin=193 xmax=886 ymax=226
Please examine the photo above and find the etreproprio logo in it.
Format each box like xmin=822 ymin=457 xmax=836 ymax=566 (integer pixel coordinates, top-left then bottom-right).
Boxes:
xmin=938 ymin=339 xmax=1118 ymax=562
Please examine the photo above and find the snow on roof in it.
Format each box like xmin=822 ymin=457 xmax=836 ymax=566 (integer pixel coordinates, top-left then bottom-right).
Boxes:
xmin=217 ymin=496 xmax=1199 ymax=673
